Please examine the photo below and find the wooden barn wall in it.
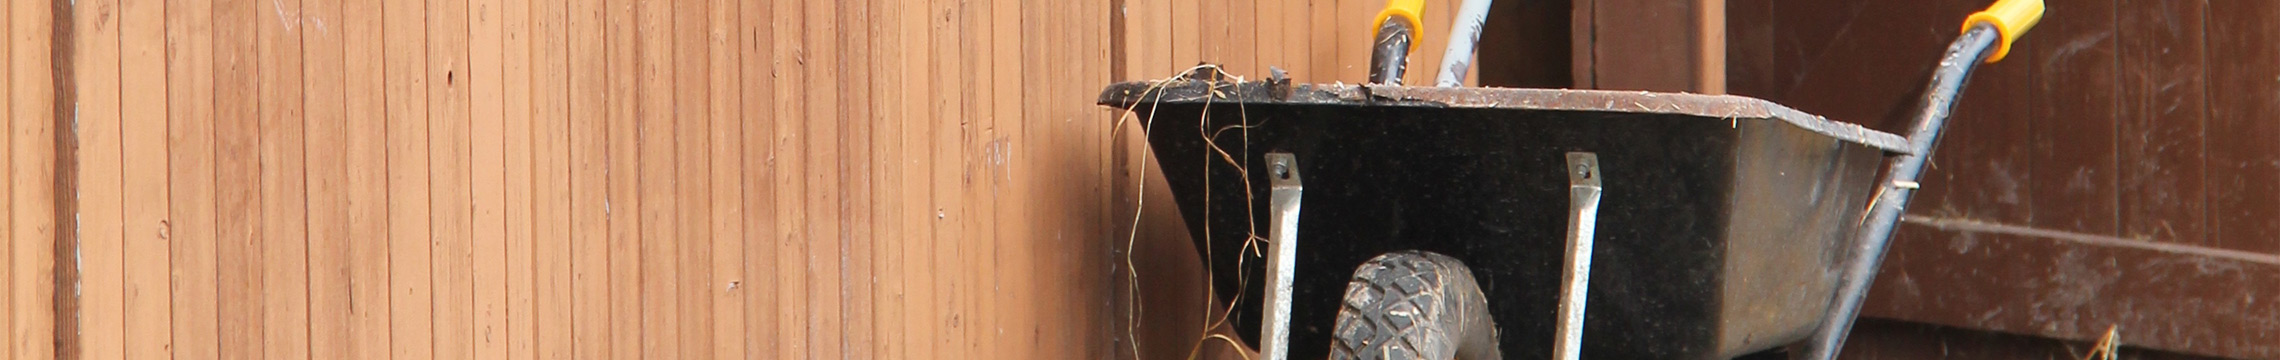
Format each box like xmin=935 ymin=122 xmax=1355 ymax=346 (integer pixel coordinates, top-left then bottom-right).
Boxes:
xmin=0 ymin=0 xmax=1496 ymax=359
xmin=1731 ymin=0 xmax=2279 ymax=358
xmin=6 ymin=0 xmax=66 ymax=358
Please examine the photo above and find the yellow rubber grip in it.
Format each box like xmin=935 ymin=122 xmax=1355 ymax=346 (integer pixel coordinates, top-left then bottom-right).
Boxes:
xmin=1962 ymin=0 xmax=2044 ymax=63
xmin=1372 ymin=0 xmax=1426 ymax=52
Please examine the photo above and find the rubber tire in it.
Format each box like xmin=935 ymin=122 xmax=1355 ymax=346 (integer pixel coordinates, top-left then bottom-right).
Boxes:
xmin=1330 ymin=251 xmax=1503 ymax=360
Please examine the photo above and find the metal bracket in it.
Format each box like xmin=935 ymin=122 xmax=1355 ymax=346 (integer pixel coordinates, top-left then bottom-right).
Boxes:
xmin=1555 ymin=152 xmax=1603 ymax=360
xmin=1261 ymin=153 xmax=1304 ymax=360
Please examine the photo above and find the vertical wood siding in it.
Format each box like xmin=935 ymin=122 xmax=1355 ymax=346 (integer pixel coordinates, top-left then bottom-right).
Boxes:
xmin=24 ymin=0 xmax=1451 ymax=358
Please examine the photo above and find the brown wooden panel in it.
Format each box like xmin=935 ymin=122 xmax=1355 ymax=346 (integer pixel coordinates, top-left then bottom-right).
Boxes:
xmin=1477 ymin=0 xmax=1572 ymax=88
xmin=2029 ymin=0 xmax=2119 ymax=236
xmin=1720 ymin=1 xmax=2280 ymax=357
xmin=1583 ymin=0 xmax=1702 ymax=91
xmin=2206 ymin=0 xmax=2280 ymax=254
xmin=1863 ymin=216 xmax=2280 ymax=359
xmin=1839 ymin=318 xmax=2220 ymax=360
xmin=2116 ymin=0 xmax=2211 ymax=246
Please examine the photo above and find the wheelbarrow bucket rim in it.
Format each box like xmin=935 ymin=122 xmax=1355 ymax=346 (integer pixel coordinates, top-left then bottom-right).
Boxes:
xmin=1097 ymin=80 xmax=1912 ymax=154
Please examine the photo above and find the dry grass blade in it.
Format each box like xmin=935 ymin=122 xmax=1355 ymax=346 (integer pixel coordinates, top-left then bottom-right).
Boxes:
xmin=1111 ymin=63 xmax=1277 ymax=360
xmin=2076 ymin=325 xmax=2120 ymax=360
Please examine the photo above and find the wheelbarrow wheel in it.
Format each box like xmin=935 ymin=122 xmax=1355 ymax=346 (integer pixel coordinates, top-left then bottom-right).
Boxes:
xmin=1330 ymin=250 xmax=1502 ymax=360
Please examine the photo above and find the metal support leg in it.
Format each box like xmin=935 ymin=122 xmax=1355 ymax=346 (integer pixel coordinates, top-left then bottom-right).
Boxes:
xmin=1262 ymin=153 xmax=1304 ymax=360
xmin=1555 ymin=152 xmax=1603 ymax=360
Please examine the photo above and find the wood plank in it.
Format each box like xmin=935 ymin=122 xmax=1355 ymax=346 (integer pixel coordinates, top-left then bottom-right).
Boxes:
xmin=1147 ymin=0 xmax=1170 ymax=78
xmin=2116 ymin=0 xmax=2209 ymax=246
xmin=1405 ymin=0 xmax=1445 ymax=85
xmin=1308 ymin=0 xmax=1336 ymax=82
xmin=120 ymin=0 xmax=174 ymax=356
xmin=1696 ymin=0 xmax=1723 ymax=93
xmin=529 ymin=0 xmax=575 ymax=357
xmin=1281 ymin=0 xmax=1307 ymax=81
xmin=1864 ymin=216 xmax=2280 ymax=359
xmin=670 ymin=0 xmax=713 ymax=355
xmin=845 ymin=0 xmax=879 ymax=356
xmin=871 ymin=0 xmax=904 ymax=354
xmin=888 ymin=0 xmax=931 ymax=355
xmin=254 ymin=0 xmax=312 ymax=357
xmin=564 ymin=0 xmax=610 ymax=357
xmin=468 ymin=0 xmax=512 ymax=356
xmin=1197 ymin=0 xmax=1224 ymax=70
xmin=1584 ymin=0 xmax=1698 ymax=91
xmin=1571 ymin=0 xmax=1593 ymax=88
xmin=2208 ymin=0 xmax=2280 ymax=253
xmin=736 ymin=0 xmax=775 ymax=356
xmin=1336 ymin=0 xmax=1370 ymax=82
xmin=801 ymin=0 xmax=842 ymax=356
xmin=1838 ymin=318 xmax=2225 ymax=360
xmin=1 ymin=0 xmax=11 ymax=355
xmin=213 ymin=0 xmax=268 ymax=356
xmin=1168 ymin=0 xmax=1194 ymax=70
xmin=166 ymin=0 xmax=221 ymax=356
xmin=703 ymin=0 xmax=744 ymax=356
xmin=383 ymin=0 xmax=435 ymax=355
xmin=937 ymin=0 xmax=972 ymax=355
xmin=74 ymin=0 xmax=129 ymax=354
xmin=499 ymin=0 xmax=536 ymax=355
xmin=0 ymin=0 xmax=10 ymax=354
xmin=300 ymin=0 xmax=353 ymax=356
xmin=634 ymin=0 xmax=682 ymax=355
xmin=427 ymin=0 xmax=477 ymax=355
xmin=981 ymin=0 xmax=1014 ymax=356
xmin=1255 ymin=0 xmax=1283 ymax=78
xmin=2025 ymin=0 xmax=2118 ymax=237
xmin=1476 ymin=0 xmax=1575 ymax=88
xmin=1231 ymin=0 xmax=1259 ymax=76
xmin=5 ymin=0 xmax=55 ymax=353
xmin=601 ymin=0 xmax=641 ymax=356
xmin=339 ymin=0 xmax=392 ymax=356
xmin=768 ymin=0 xmax=807 ymax=356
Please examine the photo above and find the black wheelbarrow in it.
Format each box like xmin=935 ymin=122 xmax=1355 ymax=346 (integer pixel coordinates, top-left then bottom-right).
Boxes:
xmin=1097 ymin=0 xmax=2044 ymax=359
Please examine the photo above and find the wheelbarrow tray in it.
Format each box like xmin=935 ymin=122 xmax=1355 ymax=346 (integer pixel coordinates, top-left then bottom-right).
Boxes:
xmin=1100 ymin=79 xmax=1908 ymax=359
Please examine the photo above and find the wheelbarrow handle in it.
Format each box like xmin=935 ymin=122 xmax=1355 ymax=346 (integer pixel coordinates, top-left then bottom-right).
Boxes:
xmin=1963 ymin=0 xmax=2045 ymax=63
xmin=1803 ymin=0 xmax=2041 ymax=359
xmin=1369 ymin=0 xmax=1426 ymax=85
